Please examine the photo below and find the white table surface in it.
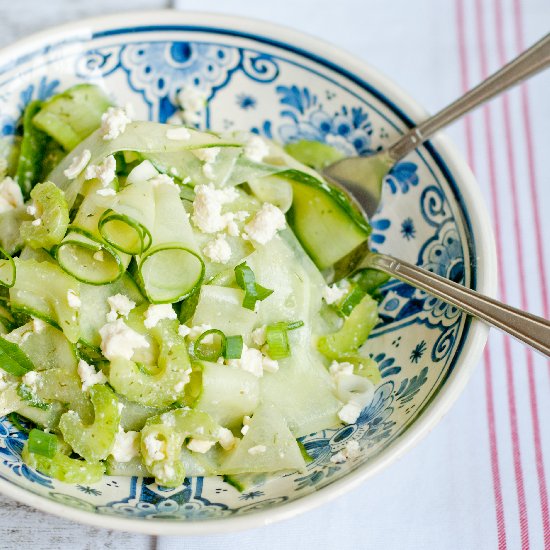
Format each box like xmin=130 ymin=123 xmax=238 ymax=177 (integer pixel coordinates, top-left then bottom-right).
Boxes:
xmin=0 ymin=1 xmax=548 ymax=549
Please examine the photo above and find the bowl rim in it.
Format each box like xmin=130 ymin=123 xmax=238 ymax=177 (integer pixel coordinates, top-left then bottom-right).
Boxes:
xmin=0 ymin=9 xmax=497 ymax=535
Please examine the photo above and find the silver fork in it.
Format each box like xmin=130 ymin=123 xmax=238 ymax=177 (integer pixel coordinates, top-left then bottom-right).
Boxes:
xmin=322 ymin=33 xmax=550 ymax=357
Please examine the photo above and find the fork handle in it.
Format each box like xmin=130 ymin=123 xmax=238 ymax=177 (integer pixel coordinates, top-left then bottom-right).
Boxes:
xmin=388 ymin=33 xmax=550 ymax=161
xmin=365 ymin=253 xmax=550 ymax=357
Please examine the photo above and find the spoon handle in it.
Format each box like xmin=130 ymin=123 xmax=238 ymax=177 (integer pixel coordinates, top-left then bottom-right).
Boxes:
xmin=388 ymin=33 xmax=550 ymax=161
xmin=366 ymin=253 xmax=550 ymax=357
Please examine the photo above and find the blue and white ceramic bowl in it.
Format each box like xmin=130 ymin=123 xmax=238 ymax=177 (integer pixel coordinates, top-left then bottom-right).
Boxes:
xmin=0 ymin=11 xmax=496 ymax=534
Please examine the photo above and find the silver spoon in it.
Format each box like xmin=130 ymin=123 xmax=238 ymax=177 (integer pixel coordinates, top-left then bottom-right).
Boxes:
xmin=323 ymin=33 xmax=550 ymax=357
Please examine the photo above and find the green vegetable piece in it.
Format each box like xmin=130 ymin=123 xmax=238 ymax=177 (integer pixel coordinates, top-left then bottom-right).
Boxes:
xmin=339 ymin=285 xmax=366 ymax=316
xmin=284 ymin=140 xmax=344 ymax=171
xmin=265 ymin=323 xmax=290 ymax=359
xmin=27 ymin=428 xmax=57 ymax=458
xmin=192 ymin=329 xmax=226 ymax=361
xmin=32 ymin=84 xmax=111 ymax=151
xmin=109 ymin=319 xmax=191 ymax=407
xmin=234 ymin=262 xmax=273 ymax=310
xmin=141 ymin=409 xmax=223 ymax=487
xmin=0 ymin=208 xmax=32 ymax=256
xmin=354 ymin=268 xmax=391 ymax=296
xmin=318 ymin=293 xmax=379 ymax=359
xmin=0 ymin=247 xmax=16 ymax=288
xmin=283 ymin=169 xmax=371 ymax=269
xmin=59 ymin=384 xmax=120 ymax=462
xmin=16 ymin=100 xmax=49 ymax=198
xmin=22 ymin=440 xmax=105 ymax=484
xmin=0 ymin=336 xmax=34 ymax=376
xmin=20 ymin=181 xmax=69 ymax=249
xmin=223 ymin=335 xmax=243 ymax=359
xmin=98 ymin=209 xmax=152 ymax=256
xmin=339 ymin=355 xmax=382 ymax=385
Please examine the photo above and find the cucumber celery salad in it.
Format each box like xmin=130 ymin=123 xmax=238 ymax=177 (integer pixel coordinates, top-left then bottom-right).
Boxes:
xmin=0 ymin=84 xmax=388 ymax=488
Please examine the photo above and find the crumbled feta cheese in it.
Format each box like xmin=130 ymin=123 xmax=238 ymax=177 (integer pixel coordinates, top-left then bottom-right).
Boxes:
xmin=187 ymin=439 xmax=215 ymax=453
xmin=31 ymin=218 xmax=42 ymax=226
xmin=202 ymin=162 xmax=216 ymax=180
xmin=32 ymin=318 xmax=46 ymax=333
xmin=67 ymin=289 xmax=81 ymax=309
xmin=191 ymin=184 xmax=239 ymax=233
xmin=330 ymin=440 xmax=361 ymax=464
xmin=99 ymin=318 xmax=149 ymax=361
xmin=101 ymin=105 xmax=133 ymax=141
xmin=22 ymin=370 xmax=39 ymax=389
xmin=251 ymin=326 xmax=266 ymax=347
xmin=166 ymin=127 xmax=191 ymax=141
xmin=177 ymin=324 xmax=191 ymax=338
xmin=203 ymin=234 xmax=232 ymax=264
xmin=85 ymin=155 xmax=116 ymax=187
xmin=248 ymin=444 xmax=266 ymax=455
xmin=338 ymin=402 xmax=362 ymax=424
xmin=218 ymin=427 xmax=236 ymax=450
xmin=143 ymin=434 xmax=166 ymax=462
xmin=170 ymin=167 xmax=179 ymax=176
xmin=244 ymin=203 xmax=286 ymax=244
xmin=188 ymin=324 xmax=212 ymax=340
xmin=64 ymin=149 xmax=91 ymax=179
xmin=182 ymin=176 xmax=191 ymax=185
xmin=0 ymin=177 xmax=23 ymax=213
xmin=176 ymin=87 xmax=206 ymax=125
xmin=77 ymin=359 xmax=107 ymax=392
xmin=97 ymin=188 xmax=116 ymax=197
xmin=106 ymin=293 xmax=135 ymax=322
xmin=323 ymin=284 xmax=347 ymax=305
xmin=262 ymin=356 xmax=279 ymax=373
xmin=143 ymin=304 xmax=177 ymax=329
xmin=174 ymin=379 xmax=187 ymax=393
xmin=111 ymin=428 xmax=140 ymax=462
xmin=228 ymin=345 xmax=264 ymax=377
xmin=26 ymin=204 xmax=37 ymax=216
xmin=93 ymin=250 xmax=104 ymax=262
xmin=329 ymin=360 xmax=354 ymax=378
xmin=148 ymin=173 xmax=179 ymax=189
xmin=244 ymin=136 xmax=270 ymax=163
xmin=193 ymin=147 xmax=220 ymax=163
xmin=241 ymin=415 xmax=252 ymax=436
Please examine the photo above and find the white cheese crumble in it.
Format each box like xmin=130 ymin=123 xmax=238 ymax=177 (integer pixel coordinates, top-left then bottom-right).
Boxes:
xmin=251 ymin=326 xmax=266 ymax=347
xmin=166 ymin=127 xmax=191 ymax=141
xmin=176 ymin=87 xmax=206 ymax=125
xmin=247 ymin=444 xmax=266 ymax=455
xmin=32 ymin=318 xmax=46 ymax=333
xmin=101 ymin=105 xmax=133 ymax=141
xmin=111 ymin=428 xmax=140 ymax=462
xmin=84 ymin=155 xmax=116 ymax=187
xmin=0 ymin=177 xmax=23 ymax=213
xmin=244 ymin=203 xmax=286 ymax=244
xmin=143 ymin=304 xmax=177 ymax=329
xmin=203 ymin=234 xmax=232 ymax=264
xmin=93 ymin=250 xmax=104 ymax=262
xmin=202 ymin=162 xmax=216 ymax=181
xmin=177 ymin=324 xmax=191 ymax=338
xmin=26 ymin=204 xmax=37 ymax=216
xmin=99 ymin=318 xmax=149 ymax=361
xmin=262 ymin=356 xmax=279 ymax=373
xmin=193 ymin=147 xmax=220 ymax=163
xmin=227 ymin=345 xmax=277 ymax=377
xmin=338 ymin=402 xmax=363 ymax=424
xmin=77 ymin=359 xmax=107 ymax=392
xmin=143 ymin=434 xmax=166 ymax=462
xmin=64 ymin=149 xmax=91 ymax=179
xmin=322 ymin=284 xmax=348 ymax=305
xmin=330 ymin=440 xmax=361 ymax=464
xmin=218 ymin=427 xmax=236 ymax=450
xmin=106 ymin=293 xmax=135 ymax=323
xmin=188 ymin=324 xmax=212 ymax=340
xmin=22 ymin=370 xmax=39 ymax=389
xmin=329 ymin=360 xmax=354 ymax=378
xmin=67 ymin=289 xmax=81 ymax=309
xmin=148 ymin=173 xmax=179 ymax=189
xmin=187 ymin=439 xmax=215 ymax=454
xmin=97 ymin=188 xmax=116 ymax=197
xmin=244 ymin=135 xmax=270 ymax=163
xmin=31 ymin=218 xmax=42 ymax=226
xmin=191 ymin=184 xmax=240 ymax=234
xmin=241 ymin=415 xmax=252 ymax=436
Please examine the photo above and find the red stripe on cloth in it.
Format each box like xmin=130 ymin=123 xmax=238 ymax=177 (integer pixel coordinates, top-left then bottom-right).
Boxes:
xmin=474 ymin=0 xmax=530 ymax=546
xmin=455 ymin=1 xmax=507 ymax=547
xmin=512 ymin=0 xmax=550 ymax=320
xmin=495 ymin=1 xmax=550 ymax=545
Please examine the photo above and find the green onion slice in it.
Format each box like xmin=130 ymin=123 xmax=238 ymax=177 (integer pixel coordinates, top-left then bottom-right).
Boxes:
xmin=234 ymin=262 xmax=273 ymax=311
xmin=98 ymin=209 xmax=152 ymax=255
xmin=224 ymin=335 xmax=243 ymax=359
xmin=0 ymin=247 xmax=16 ymax=288
xmin=285 ymin=320 xmax=304 ymax=331
xmin=340 ymin=286 xmax=367 ymax=316
xmin=266 ymin=323 xmax=290 ymax=359
xmin=28 ymin=428 xmax=58 ymax=458
xmin=0 ymin=338 xmax=34 ymax=376
xmin=193 ymin=329 xmax=226 ymax=361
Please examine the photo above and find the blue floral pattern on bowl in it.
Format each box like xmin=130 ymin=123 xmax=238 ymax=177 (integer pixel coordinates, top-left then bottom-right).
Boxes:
xmin=0 ymin=22 xmax=479 ymax=528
